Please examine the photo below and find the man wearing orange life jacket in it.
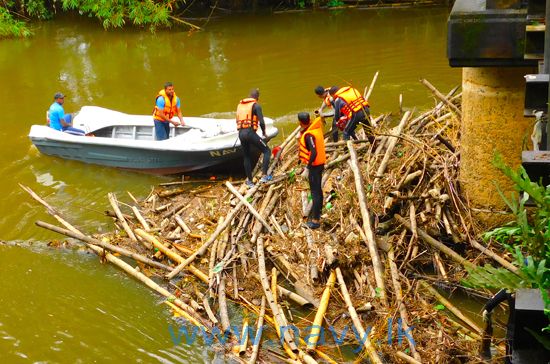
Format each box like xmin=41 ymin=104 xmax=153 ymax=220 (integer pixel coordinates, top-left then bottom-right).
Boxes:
xmin=236 ymin=88 xmax=271 ymax=188
xmin=298 ymin=112 xmax=326 ymax=230
xmin=329 ymin=85 xmax=371 ymax=141
xmin=314 ymin=85 xmax=339 ymax=142
xmin=153 ymin=82 xmax=185 ymax=141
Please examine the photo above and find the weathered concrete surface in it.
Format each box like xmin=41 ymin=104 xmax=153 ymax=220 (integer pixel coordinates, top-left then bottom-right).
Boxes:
xmin=461 ymin=67 xmax=536 ymax=227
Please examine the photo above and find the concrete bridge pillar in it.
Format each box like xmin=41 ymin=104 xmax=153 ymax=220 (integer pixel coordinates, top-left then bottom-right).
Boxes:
xmin=460 ymin=67 xmax=535 ymax=226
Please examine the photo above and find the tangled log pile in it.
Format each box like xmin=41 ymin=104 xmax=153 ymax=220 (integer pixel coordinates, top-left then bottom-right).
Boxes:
xmin=25 ymin=79 xmax=516 ymax=363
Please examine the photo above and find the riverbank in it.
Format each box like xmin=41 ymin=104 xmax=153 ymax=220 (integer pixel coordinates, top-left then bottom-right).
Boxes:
xmin=25 ymin=79 xmax=514 ymax=363
xmin=1 ymin=0 xmax=450 ymax=38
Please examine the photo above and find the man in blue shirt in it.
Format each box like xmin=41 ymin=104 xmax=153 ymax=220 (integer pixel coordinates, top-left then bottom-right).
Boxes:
xmin=47 ymin=92 xmax=85 ymax=136
xmin=153 ymin=82 xmax=184 ymax=140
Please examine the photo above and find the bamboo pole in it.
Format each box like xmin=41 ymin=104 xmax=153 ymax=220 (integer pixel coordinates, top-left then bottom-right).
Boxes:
xmin=23 ymin=186 xmax=207 ymax=324
xmin=20 ymin=184 xmax=82 ymax=235
xmin=108 ymin=192 xmax=138 ymax=242
xmin=419 ymin=281 xmax=482 ymax=335
xmin=307 ymin=270 xmax=336 ymax=352
xmin=395 ymin=214 xmax=476 ymax=270
xmin=249 ymin=273 xmax=314 ymax=308
xmin=396 ymin=351 xmax=422 ymax=364
xmin=257 ymin=236 xmax=299 ymax=353
xmin=420 ymin=78 xmax=462 ymax=118
xmin=166 ymin=185 xmax=260 ymax=280
xmin=174 ymin=214 xmax=192 ymax=234
xmin=134 ymin=229 xmax=208 ymax=284
xmin=35 ymin=221 xmax=171 ymax=271
xmin=364 ymin=70 xmax=380 ymax=101
xmin=218 ymin=273 xmax=231 ymax=332
xmin=347 ymin=141 xmax=387 ymax=306
xmin=239 ymin=314 xmax=250 ymax=355
xmin=248 ymin=296 xmax=266 ymax=364
xmin=374 ymin=111 xmax=411 ymax=183
xmin=388 ymin=248 xmax=421 ymax=361
xmin=92 ymin=239 xmax=205 ymax=325
xmin=335 ymin=267 xmax=382 ymax=364
xmin=225 ymin=181 xmax=274 ymax=234
xmin=131 ymin=206 xmax=150 ymax=230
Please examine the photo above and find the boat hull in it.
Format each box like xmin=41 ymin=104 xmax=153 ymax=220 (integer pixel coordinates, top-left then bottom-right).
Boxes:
xmin=30 ymin=106 xmax=277 ymax=175
xmin=31 ymin=137 xmax=262 ymax=175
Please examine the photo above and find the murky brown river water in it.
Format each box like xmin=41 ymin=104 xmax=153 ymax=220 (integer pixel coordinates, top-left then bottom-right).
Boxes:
xmin=0 ymin=8 xmax=460 ymax=362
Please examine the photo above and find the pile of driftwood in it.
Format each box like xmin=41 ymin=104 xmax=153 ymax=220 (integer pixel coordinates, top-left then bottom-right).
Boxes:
xmin=24 ymin=78 xmax=515 ymax=363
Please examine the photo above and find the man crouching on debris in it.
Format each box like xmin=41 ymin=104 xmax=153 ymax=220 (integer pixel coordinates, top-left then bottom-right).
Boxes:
xmin=298 ymin=112 xmax=326 ymax=229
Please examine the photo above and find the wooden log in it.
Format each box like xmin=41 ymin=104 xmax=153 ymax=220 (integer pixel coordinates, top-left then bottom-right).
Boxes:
xmin=388 ymin=248 xmax=421 ymax=361
xmin=307 ymin=270 xmax=336 ymax=352
xmin=164 ymin=301 xmax=206 ymax=330
xmin=324 ymin=245 xmax=338 ymax=268
xmin=303 ymin=227 xmax=319 ymax=282
xmin=364 ymin=70 xmax=379 ymax=101
xmin=419 ymin=280 xmax=482 ymax=334
xmin=20 ymin=184 xmax=82 ymax=235
xmin=374 ymin=111 xmax=411 ymax=182
xmin=396 ymin=351 xmax=422 ymax=364
xmin=420 ymin=78 xmax=462 ymax=118
xmin=108 ymin=192 xmax=138 ymax=242
xmin=335 ymin=267 xmax=382 ymax=364
xmin=434 ymin=252 xmax=448 ymax=280
xmin=272 ymin=268 xmax=279 ymax=308
xmin=347 ymin=141 xmax=388 ymax=306
xmin=166 ymin=185 xmax=260 ymax=280
xmin=35 ymin=221 xmax=171 ymax=271
xmin=225 ymin=181 xmax=274 ymax=234
xmin=257 ymin=237 xmax=299 ymax=353
xmin=218 ymin=273 xmax=231 ymax=332
xmin=94 ymin=240 xmax=206 ymax=326
xmin=23 ymin=186 xmax=204 ymax=323
xmin=248 ymin=296 xmax=266 ymax=364
xmin=239 ymin=314 xmax=250 ymax=355
xmin=131 ymin=206 xmax=151 ymax=230
xmin=249 ymin=273 xmax=314 ymax=308
xmin=395 ymin=214 xmax=476 ymax=270
xmin=202 ymin=294 xmax=219 ymax=325
xmin=174 ymin=214 xmax=192 ymax=234
xmin=134 ymin=229 xmax=208 ymax=284
xmin=409 ymin=204 xmax=418 ymax=241
xmin=270 ymin=215 xmax=287 ymax=239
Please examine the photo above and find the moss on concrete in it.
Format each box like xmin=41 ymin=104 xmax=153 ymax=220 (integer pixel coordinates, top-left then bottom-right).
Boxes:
xmin=460 ymin=67 xmax=536 ymax=227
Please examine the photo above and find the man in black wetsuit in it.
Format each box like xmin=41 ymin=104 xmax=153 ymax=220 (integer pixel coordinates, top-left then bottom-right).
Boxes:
xmin=298 ymin=112 xmax=326 ymax=229
xmin=236 ymin=89 xmax=272 ymax=188
xmin=329 ymin=86 xmax=371 ymax=142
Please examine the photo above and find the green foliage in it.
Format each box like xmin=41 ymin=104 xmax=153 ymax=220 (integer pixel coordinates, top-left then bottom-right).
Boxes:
xmin=0 ymin=7 xmax=32 ymax=38
xmin=327 ymin=0 xmax=344 ymax=7
xmin=61 ymin=0 xmax=171 ymax=30
xmin=463 ymin=152 xmax=550 ymax=333
xmin=24 ymin=0 xmax=53 ymax=20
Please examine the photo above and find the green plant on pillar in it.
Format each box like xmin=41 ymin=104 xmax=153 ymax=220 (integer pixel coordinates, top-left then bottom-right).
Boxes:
xmin=462 ymin=152 xmax=550 ymax=332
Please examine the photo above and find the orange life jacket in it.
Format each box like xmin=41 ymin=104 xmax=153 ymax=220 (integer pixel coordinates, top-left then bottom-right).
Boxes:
xmin=153 ymin=89 xmax=179 ymax=122
xmin=299 ymin=117 xmax=326 ymax=166
xmin=334 ymin=86 xmax=369 ymax=118
xmin=236 ymin=98 xmax=259 ymax=130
